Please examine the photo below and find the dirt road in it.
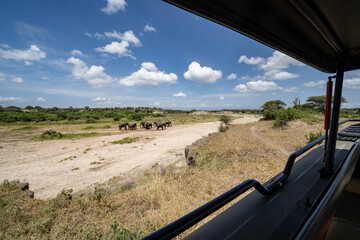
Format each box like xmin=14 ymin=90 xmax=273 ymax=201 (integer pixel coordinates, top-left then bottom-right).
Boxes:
xmin=0 ymin=115 xmax=259 ymax=199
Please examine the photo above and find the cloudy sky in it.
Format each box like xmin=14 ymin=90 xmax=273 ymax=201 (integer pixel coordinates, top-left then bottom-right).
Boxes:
xmin=0 ymin=0 xmax=359 ymax=110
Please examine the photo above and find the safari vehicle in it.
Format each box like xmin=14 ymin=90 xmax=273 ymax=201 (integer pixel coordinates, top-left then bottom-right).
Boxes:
xmin=145 ymin=1 xmax=360 ymax=239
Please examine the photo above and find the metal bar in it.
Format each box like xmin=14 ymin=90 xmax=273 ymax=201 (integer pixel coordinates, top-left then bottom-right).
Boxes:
xmin=143 ymin=179 xmax=270 ymax=240
xmin=324 ymin=63 xmax=344 ymax=175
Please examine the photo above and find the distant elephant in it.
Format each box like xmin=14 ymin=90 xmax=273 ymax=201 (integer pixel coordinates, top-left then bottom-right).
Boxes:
xmin=129 ymin=123 xmax=137 ymax=130
xmin=145 ymin=122 xmax=152 ymax=130
xmin=118 ymin=122 xmax=129 ymax=130
xmin=155 ymin=122 xmax=166 ymax=130
xmin=165 ymin=121 xmax=172 ymax=126
xmin=140 ymin=121 xmax=147 ymax=128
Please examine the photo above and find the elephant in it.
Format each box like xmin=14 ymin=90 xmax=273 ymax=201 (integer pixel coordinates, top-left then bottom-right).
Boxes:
xmin=140 ymin=121 xmax=147 ymax=128
xmin=118 ymin=122 xmax=129 ymax=130
xmin=165 ymin=121 xmax=172 ymax=126
xmin=128 ymin=123 xmax=137 ymax=130
xmin=155 ymin=122 xmax=166 ymax=130
xmin=145 ymin=122 xmax=152 ymax=130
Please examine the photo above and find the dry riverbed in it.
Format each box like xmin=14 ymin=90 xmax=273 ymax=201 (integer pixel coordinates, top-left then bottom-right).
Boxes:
xmin=0 ymin=115 xmax=260 ymax=199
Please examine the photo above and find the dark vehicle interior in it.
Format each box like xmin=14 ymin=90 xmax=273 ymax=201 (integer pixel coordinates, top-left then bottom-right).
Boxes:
xmin=144 ymin=1 xmax=360 ymax=239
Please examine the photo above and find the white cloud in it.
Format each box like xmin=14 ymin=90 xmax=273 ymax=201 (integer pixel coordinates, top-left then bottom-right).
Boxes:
xmin=41 ymin=77 xmax=49 ymax=80
xmin=226 ymin=73 xmax=237 ymax=80
xmin=302 ymin=80 xmax=326 ymax=88
xmin=0 ymin=45 xmax=46 ymax=64
xmin=239 ymin=51 xmax=304 ymax=81
xmin=95 ymin=41 xmax=130 ymax=56
xmin=141 ymin=62 xmax=157 ymax=71
xmin=284 ymin=87 xmax=298 ymax=92
xmin=238 ymin=55 xmax=264 ymax=65
xmin=144 ymin=25 xmax=156 ymax=32
xmin=11 ymin=77 xmax=23 ymax=83
xmin=219 ymin=96 xmax=225 ymax=100
xmin=173 ymin=92 xmax=187 ymax=98
xmin=184 ymin=62 xmax=222 ymax=83
xmin=67 ymin=57 xmax=114 ymax=87
xmin=92 ymin=97 xmax=107 ymax=101
xmin=25 ymin=60 xmax=33 ymax=66
xmin=119 ymin=62 xmax=177 ymax=87
xmin=71 ymin=50 xmax=83 ymax=56
xmin=94 ymin=31 xmax=141 ymax=58
xmin=0 ymin=97 xmax=24 ymax=102
xmin=103 ymin=30 xmax=141 ymax=46
xmin=0 ymin=72 xmax=6 ymax=82
xmin=264 ymin=70 xmax=298 ymax=80
xmin=233 ymin=84 xmax=250 ymax=93
xmin=101 ymin=0 xmax=126 ymax=15
xmin=37 ymin=97 xmax=45 ymax=102
xmin=234 ymin=80 xmax=283 ymax=93
xmin=259 ymin=51 xmax=303 ymax=71
xmin=344 ymin=78 xmax=360 ymax=90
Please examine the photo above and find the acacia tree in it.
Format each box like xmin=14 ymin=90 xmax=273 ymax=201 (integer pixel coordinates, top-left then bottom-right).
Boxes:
xmin=306 ymin=95 xmax=347 ymax=112
xmin=261 ymin=100 xmax=286 ymax=120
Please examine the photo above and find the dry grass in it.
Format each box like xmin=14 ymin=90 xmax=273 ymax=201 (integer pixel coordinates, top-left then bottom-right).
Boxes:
xmin=0 ymin=119 xmax=336 ymax=239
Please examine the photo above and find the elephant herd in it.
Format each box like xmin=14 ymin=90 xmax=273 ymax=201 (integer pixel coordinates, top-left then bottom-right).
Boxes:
xmin=118 ymin=121 xmax=172 ymax=131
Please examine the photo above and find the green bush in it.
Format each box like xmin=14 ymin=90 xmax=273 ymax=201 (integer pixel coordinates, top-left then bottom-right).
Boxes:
xmin=220 ymin=115 xmax=231 ymax=125
xmin=128 ymin=113 xmax=143 ymax=121
xmin=305 ymin=131 xmax=323 ymax=144
xmin=261 ymin=100 xmax=286 ymax=120
xmin=263 ymin=109 xmax=279 ymax=120
xmin=39 ymin=130 xmax=62 ymax=140
xmin=273 ymin=108 xmax=301 ymax=128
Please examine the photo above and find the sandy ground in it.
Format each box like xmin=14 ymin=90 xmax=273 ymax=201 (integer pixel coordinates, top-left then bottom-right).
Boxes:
xmin=0 ymin=115 xmax=260 ymax=199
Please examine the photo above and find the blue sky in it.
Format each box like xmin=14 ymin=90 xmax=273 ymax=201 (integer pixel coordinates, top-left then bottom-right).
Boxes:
xmin=0 ymin=0 xmax=359 ymax=110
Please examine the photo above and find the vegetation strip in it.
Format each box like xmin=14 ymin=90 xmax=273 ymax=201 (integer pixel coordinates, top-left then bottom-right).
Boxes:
xmin=111 ymin=137 xmax=140 ymax=144
xmin=32 ymin=131 xmax=114 ymax=141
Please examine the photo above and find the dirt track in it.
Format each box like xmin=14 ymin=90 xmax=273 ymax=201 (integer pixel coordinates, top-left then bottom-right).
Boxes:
xmin=0 ymin=115 xmax=259 ymax=199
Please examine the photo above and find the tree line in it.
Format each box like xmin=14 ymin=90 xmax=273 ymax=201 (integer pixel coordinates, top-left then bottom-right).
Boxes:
xmin=0 ymin=106 xmax=171 ymax=123
xmin=261 ymin=95 xmax=357 ymax=127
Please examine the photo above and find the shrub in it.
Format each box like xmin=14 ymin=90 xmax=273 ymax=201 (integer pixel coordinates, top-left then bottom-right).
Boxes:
xmin=128 ymin=113 xmax=143 ymax=121
xmin=218 ymin=123 xmax=228 ymax=132
xmin=39 ymin=130 xmax=62 ymax=140
xmin=263 ymin=109 xmax=279 ymax=120
xmin=220 ymin=115 xmax=231 ymax=125
xmin=273 ymin=108 xmax=301 ymax=128
xmin=261 ymin=100 xmax=286 ymax=120
xmin=305 ymin=131 xmax=323 ymax=144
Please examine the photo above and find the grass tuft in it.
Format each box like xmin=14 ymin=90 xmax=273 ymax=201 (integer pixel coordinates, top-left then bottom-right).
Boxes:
xmin=111 ymin=137 xmax=140 ymax=144
xmin=32 ymin=132 xmax=113 ymax=141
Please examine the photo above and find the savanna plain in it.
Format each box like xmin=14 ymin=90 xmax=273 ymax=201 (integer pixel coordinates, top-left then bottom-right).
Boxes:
xmin=0 ymin=110 xmax=355 ymax=239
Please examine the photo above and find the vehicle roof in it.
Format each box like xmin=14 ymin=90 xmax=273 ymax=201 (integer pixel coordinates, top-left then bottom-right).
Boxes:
xmin=164 ymin=0 xmax=360 ymax=73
